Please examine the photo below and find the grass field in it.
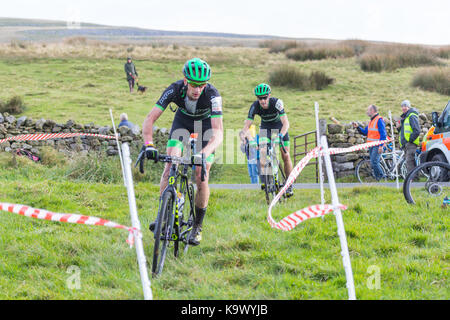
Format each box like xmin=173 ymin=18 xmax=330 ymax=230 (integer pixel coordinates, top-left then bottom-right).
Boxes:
xmin=0 ymin=169 xmax=448 ymax=299
xmin=0 ymin=42 xmax=449 ymax=300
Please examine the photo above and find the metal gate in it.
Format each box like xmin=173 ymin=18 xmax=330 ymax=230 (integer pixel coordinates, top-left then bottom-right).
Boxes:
xmin=293 ymin=130 xmax=319 ymax=182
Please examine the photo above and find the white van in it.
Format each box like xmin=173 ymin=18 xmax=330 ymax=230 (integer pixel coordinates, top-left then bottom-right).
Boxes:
xmin=420 ymin=101 xmax=450 ymax=164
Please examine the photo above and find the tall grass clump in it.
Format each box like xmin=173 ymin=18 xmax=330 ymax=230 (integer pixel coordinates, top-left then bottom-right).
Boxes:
xmin=269 ymin=65 xmax=334 ymax=91
xmin=63 ymin=36 xmax=88 ymax=46
xmin=411 ymin=67 xmax=450 ymax=96
xmin=359 ymin=44 xmax=441 ymax=72
xmin=340 ymin=39 xmax=370 ymax=56
xmin=39 ymin=146 xmax=68 ymax=167
xmin=0 ymin=95 xmax=25 ymax=114
xmin=436 ymin=46 xmax=450 ymax=59
xmin=285 ymin=44 xmax=354 ymax=61
xmin=259 ymin=40 xmax=299 ymax=53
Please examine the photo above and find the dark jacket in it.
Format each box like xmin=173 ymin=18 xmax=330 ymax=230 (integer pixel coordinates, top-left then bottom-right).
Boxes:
xmin=400 ymin=108 xmax=421 ymax=147
xmin=124 ymin=62 xmax=138 ymax=81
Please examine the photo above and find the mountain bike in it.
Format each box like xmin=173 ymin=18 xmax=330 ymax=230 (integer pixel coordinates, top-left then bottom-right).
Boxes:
xmin=403 ymin=161 xmax=450 ymax=206
xmin=260 ymin=133 xmax=287 ymax=205
xmin=135 ymin=133 xmax=206 ymax=277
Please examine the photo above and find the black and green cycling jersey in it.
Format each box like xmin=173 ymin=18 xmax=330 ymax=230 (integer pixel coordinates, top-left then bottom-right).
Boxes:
xmin=155 ymin=80 xmax=223 ymax=121
xmin=247 ymin=97 xmax=286 ymax=124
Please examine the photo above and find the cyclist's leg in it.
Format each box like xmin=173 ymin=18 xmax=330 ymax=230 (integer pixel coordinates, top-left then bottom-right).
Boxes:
xmin=280 ymin=133 xmax=293 ymax=178
xmin=188 ymin=119 xmax=215 ymax=245
xmin=160 ymin=113 xmax=189 ymax=195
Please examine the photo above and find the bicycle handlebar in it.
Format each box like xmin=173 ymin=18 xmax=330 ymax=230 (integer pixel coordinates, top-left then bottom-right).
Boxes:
xmin=135 ymin=151 xmax=207 ymax=181
xmin=279 ymin=133 xmax=287 ymax=154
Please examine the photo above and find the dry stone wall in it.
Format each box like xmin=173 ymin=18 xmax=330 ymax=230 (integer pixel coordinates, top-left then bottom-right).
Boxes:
xmin=0 ymin=113 xmax=169 ymax=156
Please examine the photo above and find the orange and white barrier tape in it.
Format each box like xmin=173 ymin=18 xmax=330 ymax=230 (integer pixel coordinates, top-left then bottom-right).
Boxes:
xmin=268 ymin=139 xmax=392 ymax=231
xmin=0 ymin=132 xmax=115 ymax=144
xmin=0 ymin=202 xmax=139 ymax=247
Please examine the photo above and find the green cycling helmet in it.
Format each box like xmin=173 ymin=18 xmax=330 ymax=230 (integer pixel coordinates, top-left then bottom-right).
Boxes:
xmin=183 ymin=58 xmax=211 ymax=83
xmin=254 ymin=83 xmax=271 ymax=96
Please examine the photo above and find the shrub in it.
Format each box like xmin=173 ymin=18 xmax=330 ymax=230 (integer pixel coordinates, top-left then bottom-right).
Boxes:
xmin=39 ymin=146 xmax=68 ymax=167
xmin=411 ymin=67 xmax=450 ymax=96
xmin=359 ymin=44 xmax=441 ymax=72
xmin=0 ymin=95 xmax=25 ymax=114
xmin=259 ymin=40 xmax=299 ymax=53
xmin=10 ymin=39 xmax=27 ymax=49
xmin=309 ymin=70 xmax=335 ymax=90
xmin=64 ymin=37 xmax=88 ymax=46
xmin=285 ymin=45 xmax=354 ymax=62
xmin=65 ymin=152 xmax=125 ymax=184
xmin=436 ymin=46 xmax=450 ymax=59
xmin=340 ymin=39 xmax=370 ymax=56
xmin=269 ymin=66 xmax=334 ymax=91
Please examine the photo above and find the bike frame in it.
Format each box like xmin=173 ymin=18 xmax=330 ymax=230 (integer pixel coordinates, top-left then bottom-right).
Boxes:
xmin=159 ymin=137 xmax=198 ymax=247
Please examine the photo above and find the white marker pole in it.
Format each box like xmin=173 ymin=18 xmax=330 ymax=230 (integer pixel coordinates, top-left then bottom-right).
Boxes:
xmin=121 ymin=143 xmax=153 ymax=300
xmin=315 ymin=102 xmax=325 ymax=206
xmin=321 ymin=136 xmax=356 ymax=300
xmin=389 ymin=111 xmax=400 ymax=190
xmin=109 ymin=109 xmax=127 ymax=187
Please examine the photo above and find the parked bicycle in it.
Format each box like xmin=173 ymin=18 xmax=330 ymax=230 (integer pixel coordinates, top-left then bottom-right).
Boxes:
xmin=355 ymin=143 xmax=420 ymax=183
xmin=260 ymin=133 xmax=287 ymax=204
xmin=135 ymin=133 xmax=206 ymax=277
xmin=403 ymin=161 xmax=450 ymax=206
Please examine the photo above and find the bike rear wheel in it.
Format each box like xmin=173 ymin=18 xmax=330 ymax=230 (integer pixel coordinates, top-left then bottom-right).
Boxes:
xmin=355 ymin=159 xmax=386 ymax=183
xmin=263 ymin=174 xmax=274 ymax=205
xmin=152 ymin=191 xmax=175 ymax=277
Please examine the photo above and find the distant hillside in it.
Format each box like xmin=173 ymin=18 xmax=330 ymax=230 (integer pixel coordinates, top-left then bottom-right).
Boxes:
xmin=0 ymin=17 xmax=305 ymax=47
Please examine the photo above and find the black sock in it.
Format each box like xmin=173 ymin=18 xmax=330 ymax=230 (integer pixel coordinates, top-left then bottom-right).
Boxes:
xmin=194 ymin=207 xmax=207 ymax=228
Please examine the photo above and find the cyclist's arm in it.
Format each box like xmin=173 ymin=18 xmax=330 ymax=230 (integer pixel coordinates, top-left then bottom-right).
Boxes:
xmin=241 ymin=119 xmax=253 ymax=141
xmin=142 ymin=106 xmax=164 ymax=144
xmin=143 ymin=84 xmax=176 ymax=143
xmin=280 ymin=113 xmax=289 ymax=136
xmin=242 ymin=103 xmax=258 ymax=141
xmin=202 ymin=116 xmax=223 ymax=158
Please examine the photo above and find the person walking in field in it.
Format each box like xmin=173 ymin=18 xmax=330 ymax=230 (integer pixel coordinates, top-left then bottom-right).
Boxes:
xmin=353 ymin=104 xmax=387 ymax=181
xmin=124 ymin=57 xmax=138 ymax=93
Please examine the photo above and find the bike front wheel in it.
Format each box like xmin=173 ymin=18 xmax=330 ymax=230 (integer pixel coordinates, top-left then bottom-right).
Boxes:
xmin=403 ymin=161 xmax=450 ymax=206
xmin=152 ymin=191 xmax=175 ymax=277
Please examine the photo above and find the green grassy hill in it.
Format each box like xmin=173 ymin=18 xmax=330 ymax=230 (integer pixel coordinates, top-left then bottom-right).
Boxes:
xmin=0 ymin=46 xmax=448 ymax=132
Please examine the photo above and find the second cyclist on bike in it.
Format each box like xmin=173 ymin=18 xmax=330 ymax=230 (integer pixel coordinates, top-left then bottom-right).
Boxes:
xmin=240 ymin=83 xmax=294 ymax=197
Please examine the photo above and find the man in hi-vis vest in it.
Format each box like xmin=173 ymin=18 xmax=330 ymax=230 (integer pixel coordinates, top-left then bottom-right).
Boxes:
xmin=399 ymin=100 xmax=421 ymax=174
xmin=353 ymin=105 xmax=387 ymax=181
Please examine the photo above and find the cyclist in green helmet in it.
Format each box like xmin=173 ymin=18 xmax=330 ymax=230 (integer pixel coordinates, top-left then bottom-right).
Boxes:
xmin=141 ymin=58 xmax=224 ymax=246
xmin=240 ymin=83 xmax=294 ymax=197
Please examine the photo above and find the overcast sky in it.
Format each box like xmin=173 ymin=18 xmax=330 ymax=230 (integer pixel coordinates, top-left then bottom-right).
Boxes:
xmin=2 ymin=0 xmax=449 ymax=45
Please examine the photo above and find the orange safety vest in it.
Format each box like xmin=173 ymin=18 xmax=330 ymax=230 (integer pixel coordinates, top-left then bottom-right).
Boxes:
xmin=367 ymin=114 xmax=382 ymax=142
